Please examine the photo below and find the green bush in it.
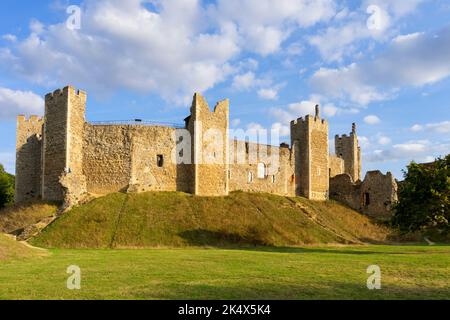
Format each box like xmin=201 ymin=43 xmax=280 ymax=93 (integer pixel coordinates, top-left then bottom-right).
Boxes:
xmin=393 ymin=155 xmax=449 ymax=236
xmin=0 ymin=164 xmax=15 ymax=209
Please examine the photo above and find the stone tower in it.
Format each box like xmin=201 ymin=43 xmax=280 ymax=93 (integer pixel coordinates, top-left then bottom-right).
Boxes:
xmin=42 ymin=86 xmax=87 ymax=201
xmin=290 ymin=105 xmax=329 ymax=200
xmin=335 ymin=123 xmax=362 ymax=182
xmin=15 ymin=115 xmax=44 ymax=202
xmin=187 ymin=93 xmax=229 ymax=196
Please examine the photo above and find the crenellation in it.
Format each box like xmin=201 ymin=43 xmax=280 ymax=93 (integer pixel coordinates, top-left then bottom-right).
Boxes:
xmin=15 ymin=86 xmax=394 ymax=216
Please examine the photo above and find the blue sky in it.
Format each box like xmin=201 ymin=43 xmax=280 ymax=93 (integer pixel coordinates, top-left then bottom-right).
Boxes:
xmin=0 ymin=0 xmax=449 ymax=178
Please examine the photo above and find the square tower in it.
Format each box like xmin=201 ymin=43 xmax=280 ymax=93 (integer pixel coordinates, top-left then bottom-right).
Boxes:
xmin=187 ymin=93 xmax=229 ymax=196
xmin=335 ymin=123 xmax=362 ymax=182
xmin=290 ymin=105 xmax=329 ymax=200
xmin=15 ymin=115 xmax=44 ymax=203
xmin=42 ymin=86 xmax=87 ymax=201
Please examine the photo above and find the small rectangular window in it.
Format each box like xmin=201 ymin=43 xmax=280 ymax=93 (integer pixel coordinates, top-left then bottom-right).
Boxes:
xmin=272 ymin=175 xmax=275 ymax=183
xmin=157 ymin=155 xmax=164 ymax=167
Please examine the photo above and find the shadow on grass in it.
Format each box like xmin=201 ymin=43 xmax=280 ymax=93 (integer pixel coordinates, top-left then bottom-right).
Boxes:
xmin=129 ymin=280 xmax=450 ymax=300
xmin=179 ymin=229 xmax=268 ymax=247
xmin=178 ymin=229 xmax=438 ymax=256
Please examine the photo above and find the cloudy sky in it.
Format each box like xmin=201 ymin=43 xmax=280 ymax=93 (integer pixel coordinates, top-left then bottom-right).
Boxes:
xmin=0 ymin=0 xmax=449 ymax=178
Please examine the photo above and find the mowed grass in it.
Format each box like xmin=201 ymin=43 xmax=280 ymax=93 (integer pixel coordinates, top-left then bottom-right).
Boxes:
xmin=0 ymin=245 xmax=449 ymax=300
xmin=31 ymin=192 xmax=392 ymax=248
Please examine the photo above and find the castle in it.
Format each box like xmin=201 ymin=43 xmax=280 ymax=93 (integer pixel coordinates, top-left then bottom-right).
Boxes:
xmin=15 ymin=85 xmax=397 ymax=217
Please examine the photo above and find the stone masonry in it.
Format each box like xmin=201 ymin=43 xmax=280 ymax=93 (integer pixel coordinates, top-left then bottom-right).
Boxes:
xmin=15 ymin=85 xmax=397 ymax=218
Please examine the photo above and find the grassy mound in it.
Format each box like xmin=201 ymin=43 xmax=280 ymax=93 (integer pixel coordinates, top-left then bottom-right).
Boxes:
xmin=0 ymin=233 xmax=47 ymax=261
xmin=31 ymin=192 xmax=392 ymax=248
xmin=0 ymin=201 xmax=58 ymax=234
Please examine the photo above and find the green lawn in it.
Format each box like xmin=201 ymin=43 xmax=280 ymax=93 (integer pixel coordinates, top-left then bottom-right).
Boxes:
xmin=0 ymin=245 xmax=449 ymax=300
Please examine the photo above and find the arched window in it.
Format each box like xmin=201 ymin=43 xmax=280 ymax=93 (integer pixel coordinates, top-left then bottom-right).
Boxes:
xmin=248 ymin=172 xmax=253 ymax=183
xmin=257 ymin=163 xmax=265 ymax=179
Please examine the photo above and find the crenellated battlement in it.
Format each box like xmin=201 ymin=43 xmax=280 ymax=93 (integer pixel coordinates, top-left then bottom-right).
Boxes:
xmin=15 ymin=86 xmax=368 ymax=205
xmin=17 ymin=115 xmax=44 ymax=124
xmin=45 ymin=86 xmax=86 ymax=102
xmin=335 ymin=123 xmax=361 ymax=182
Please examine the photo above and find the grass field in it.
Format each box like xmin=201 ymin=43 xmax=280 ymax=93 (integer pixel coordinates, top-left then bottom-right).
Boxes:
xmin=30 ymin=192 xmax=393 ymax=248
xmin=0 ymin=245 xmax=449 ymax=300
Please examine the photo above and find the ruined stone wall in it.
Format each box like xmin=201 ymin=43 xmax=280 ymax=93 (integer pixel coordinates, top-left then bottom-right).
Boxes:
xmin=329 ymin=173 xmax=360 ymax=209
xmin=360 ymin=171 xmax=398 ymax=219
xmin=228 ymin=141 xmax=295 ymax=196
xmin=330 ymin=171 xmax=398 ymax=219
xmin=329 ymin=155 xmax=344 ymax=178
xmin=291 ymin=109 xmax=329 ymax=200
xmin=15 ymin=115 xmax=43 ymax=202
xmin=83 ymin=124 xmax=193 ymax=195
xmin=83 ymin=125 xmax=133 ymax=194
xmin=189 ymin=94 xmax=229 ymax=196
xmin=129 ymin=126 xmax=192 ymax=193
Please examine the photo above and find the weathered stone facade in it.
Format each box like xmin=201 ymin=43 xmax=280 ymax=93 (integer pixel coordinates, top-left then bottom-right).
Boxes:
xmin=15 ymin=85 xmax=396 ymax=215
xmin=335 ymin=123 xmax=362 ymax=182
xmin=329 ymin=171 xmax=398 ymax=219
xmin=15 ymin=115 xmax=43 ymax=202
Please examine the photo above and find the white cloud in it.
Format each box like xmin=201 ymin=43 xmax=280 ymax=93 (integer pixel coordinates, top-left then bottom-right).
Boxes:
xmin=358 ymin=136 xmax=371 ymax=149
xmin=271 ymin=122 xmax=290 ymax=137
xmin=307 ymin=0 xmax=424 ymax=63
xmin=271 ymin=98 xmax=341 ymax=125
xmin=1 ymin=0 xmax=337 ymax=104
xmin=364 ymin=115 xmax=381 ymax=125
xmin=365 ymin=139 xmax=450 ymax=163
xmin=258 ymin=88 xmax=278 ymax=100
xmin=213 ymin=0 xmax=336 ymax=55
xmin=232 ymin=72 xmax=256 ymax=91
xmin=1 ymin=0 xmax=239 ymax=104
xmin=0 ymin=87 xmax=44 ymax=118
xmin=2 ymin=34 xmax=17 ymax=42
xmin=377 ymin=136 xmax=391 ymax=145
xmin=310 ymin=26 xmax=450 ymax=106
xmin=411 ymin=121 xmax=450 ymax=134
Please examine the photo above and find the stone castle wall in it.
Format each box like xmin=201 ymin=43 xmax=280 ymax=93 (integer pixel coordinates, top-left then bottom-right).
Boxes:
xmin=329 ymin=171 xmax=398 ymax=219
xmin=15 ymin=115 xmax=43 ymax=202
xmin=189 ymin=94 xmax=229 ymax=196
xmin=228 ymin=141 xmax=295 ymax=196
xmin=83 ymin=124 xmax=133 ymax=194
xmin=83 ymin=124 xmax=194 ymax=195
xmin=15 ymin=85 xmax=397 ymax=219
xmin=329 ymin=155 xmax=344 ymax=178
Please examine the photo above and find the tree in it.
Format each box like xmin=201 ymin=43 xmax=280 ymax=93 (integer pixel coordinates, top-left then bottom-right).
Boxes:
xmin=0 ymin=164 xmax=15 ymax=209
xmin=392 ymin=155 xmax=449 ymax=235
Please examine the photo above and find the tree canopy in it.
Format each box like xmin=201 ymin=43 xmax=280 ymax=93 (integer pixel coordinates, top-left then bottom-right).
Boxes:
xmin=392 ymin=155 xmax=449 ymax=236
xmin=0 ymin=164 xmax=15 ymax=209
